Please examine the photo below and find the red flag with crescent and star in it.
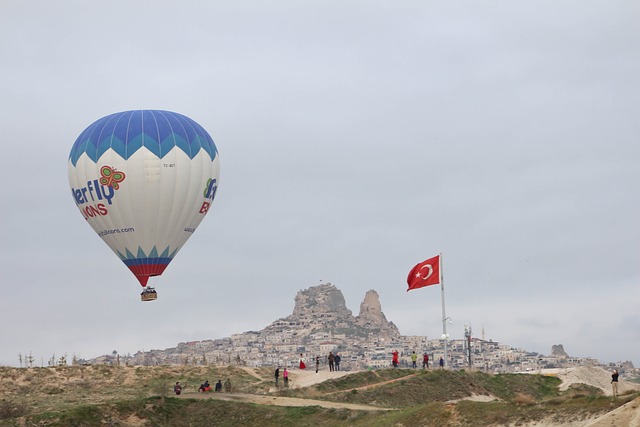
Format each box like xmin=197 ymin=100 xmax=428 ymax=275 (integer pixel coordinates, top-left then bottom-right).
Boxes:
xmin=407 ymin=255 xmax=440 ymax=291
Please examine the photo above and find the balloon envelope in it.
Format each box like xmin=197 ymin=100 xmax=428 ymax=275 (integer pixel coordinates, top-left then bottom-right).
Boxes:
xmin=68 ymin=110 xmax=220 ymax=287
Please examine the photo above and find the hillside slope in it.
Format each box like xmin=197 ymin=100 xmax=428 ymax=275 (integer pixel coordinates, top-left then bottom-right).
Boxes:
xmin=1 ymin=365 xmax=639 ymax=426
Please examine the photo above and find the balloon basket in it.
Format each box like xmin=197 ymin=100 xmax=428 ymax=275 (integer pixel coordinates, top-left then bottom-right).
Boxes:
xmin=141 ymin=287 xmax=158 ymax=302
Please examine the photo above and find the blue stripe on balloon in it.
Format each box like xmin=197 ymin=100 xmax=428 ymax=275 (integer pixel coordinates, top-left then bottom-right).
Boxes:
xmin=122 ymin=258 xmax=172 ymax=267
xmin=69 ymin=110 xmax=218 ymax=166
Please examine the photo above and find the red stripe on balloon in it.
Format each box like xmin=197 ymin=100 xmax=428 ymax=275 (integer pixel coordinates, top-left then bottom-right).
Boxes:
xmin=127 ymin=264 xmax=169 ymax=287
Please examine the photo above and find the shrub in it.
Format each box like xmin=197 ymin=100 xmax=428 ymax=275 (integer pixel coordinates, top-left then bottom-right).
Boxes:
xmin=513 ymin=393 xmax=536 ymax=406
xmin=147 ymin=378 xmax=170 ymax=398
xmin=0 ymin=400 xmax=29 ymax=420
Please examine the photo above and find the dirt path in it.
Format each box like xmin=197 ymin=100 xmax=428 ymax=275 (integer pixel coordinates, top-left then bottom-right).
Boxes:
xmin=238 ymin=367 xmax=267 ymax=382
xmin=324 ymin=372 xmax=420 ymax=395
xmin=178 ymin=391 xmax=394 ymax=411
xmin=286 ymin=369 xmax=352 ymax=389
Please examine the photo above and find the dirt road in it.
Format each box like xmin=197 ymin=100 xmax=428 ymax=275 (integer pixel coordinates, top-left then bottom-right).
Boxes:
xmin=180 ymin=390 xmax=394 ymax=411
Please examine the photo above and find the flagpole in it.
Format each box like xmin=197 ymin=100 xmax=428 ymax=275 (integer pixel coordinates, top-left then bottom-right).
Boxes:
xmin=440 ymin=252 xmax=448 ymax=368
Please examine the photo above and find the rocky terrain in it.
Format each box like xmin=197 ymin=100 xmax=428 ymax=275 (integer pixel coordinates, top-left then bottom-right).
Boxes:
xmin=265 ymin=284 xmax=400 ymax=339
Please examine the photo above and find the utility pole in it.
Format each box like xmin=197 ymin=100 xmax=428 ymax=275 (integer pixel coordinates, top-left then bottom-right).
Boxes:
xmin=464 ymin=325 xmax=472 ymax=368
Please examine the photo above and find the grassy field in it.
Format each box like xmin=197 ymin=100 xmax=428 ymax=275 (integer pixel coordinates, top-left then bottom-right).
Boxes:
xmin=0 ymin=365 xmax=637 ymax=426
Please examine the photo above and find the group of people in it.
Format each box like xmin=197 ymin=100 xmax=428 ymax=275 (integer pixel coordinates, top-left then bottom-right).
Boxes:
xmin=327 ymin=351 xmax=341 ymax=371
xmin=191 ymin=379 xmax=231 ymax=393
xmin=274 ymin=367 xmax=289 ymax=387
xmin=391 ymin=350 xmax=444 ymax=369
xmin=297 ymin=352 xmax=342 ymax=373
xmin=172 ymin=379 xmax=233 ymax=395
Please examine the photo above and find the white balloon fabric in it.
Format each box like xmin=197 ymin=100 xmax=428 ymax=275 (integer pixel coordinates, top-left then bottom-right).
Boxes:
xmin=68 ymin=110 xmax=220 ymax=288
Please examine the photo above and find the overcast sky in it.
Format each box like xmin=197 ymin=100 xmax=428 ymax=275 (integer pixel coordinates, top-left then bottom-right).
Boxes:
xmin=1 ymin=1 xmax=638 ymax=368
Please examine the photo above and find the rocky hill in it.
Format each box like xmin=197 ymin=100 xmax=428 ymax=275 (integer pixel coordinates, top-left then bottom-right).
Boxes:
xmin=263 ymin=284 xmax=400 ymax=340
xmin=100 ymin=283 xmax=401 ymax=366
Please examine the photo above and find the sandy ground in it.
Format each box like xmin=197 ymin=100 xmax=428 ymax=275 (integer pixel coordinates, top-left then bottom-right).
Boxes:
xmin=583 ymin=396 xmax=640 ymax=427
xmin=284 ymin=369 xmax=353 ymax=389
xmin=565 ymin=370 xmax=640 ymax=427
xmin=517 ymin=367 xmax=640 ymax=426
xmin=532 ymin=366 xmax=640 ymax=396
xmin=519 ymin=397 xmax=640 ymax=427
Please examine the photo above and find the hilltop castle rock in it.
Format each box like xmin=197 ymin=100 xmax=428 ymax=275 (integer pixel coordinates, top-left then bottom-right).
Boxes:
xmin=290 ymin=283 xmax=353 ymax=319
xmin=265 ymin=283 xmax=400 ymax=341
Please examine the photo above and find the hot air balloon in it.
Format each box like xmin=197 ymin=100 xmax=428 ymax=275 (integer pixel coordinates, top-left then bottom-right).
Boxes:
xmin=68 ymin=110 xmax=220 ymax=301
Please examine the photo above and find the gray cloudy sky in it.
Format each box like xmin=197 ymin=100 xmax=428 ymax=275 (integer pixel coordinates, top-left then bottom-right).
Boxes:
xmin=1 ymin=1 xmax=638 ymax=367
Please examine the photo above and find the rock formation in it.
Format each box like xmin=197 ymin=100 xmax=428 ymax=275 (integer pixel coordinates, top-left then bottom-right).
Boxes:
xmin=355 ymin=290 xmax=400 ymax=337
xmin=263 ymin=283 xmax=400 ymax=341
xmin=551 ymin=344 xmax=569 ymax=358
xmin=291 ymin=283 xmax=353 ymax=319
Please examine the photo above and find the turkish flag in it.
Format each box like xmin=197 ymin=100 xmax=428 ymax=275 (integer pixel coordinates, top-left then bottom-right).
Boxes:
xmin=407 ymin=255 xmax=440 ymax=291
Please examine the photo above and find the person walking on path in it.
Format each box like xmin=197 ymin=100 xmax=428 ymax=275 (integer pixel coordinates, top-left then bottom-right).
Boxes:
xmin=423 ymin=353 xmax=429 ymax=369
xmin=283 ymin=368 xmax=289 ymax=388
xmin=224 ymin=378 xmax=232 ymax=393
xmin=173 ymin=382 xmax=182 ymax=395
xmin=611 ymin=369 xmax=619 ymax=397
xmin=392 ymin=350 xmax=399 ymax=368
xmin=328 ymin=352 xmax=335 ymax=372
xmin=274 ymin=367 xmax=280 ymax=386
xmin=411 ymin=351 xmax=418 ymax=368
xmin=315 ymin=356 xmax=320 ymax=373
xmin=439 ymin=357 xmax=444 ymax=369
xmin=335 ymin=354 xmax=341 ymax=371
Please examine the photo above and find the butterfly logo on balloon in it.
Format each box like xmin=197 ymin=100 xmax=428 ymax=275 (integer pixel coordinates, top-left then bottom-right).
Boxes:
xmin=100 ymin=166 xmax=126 ymax=190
